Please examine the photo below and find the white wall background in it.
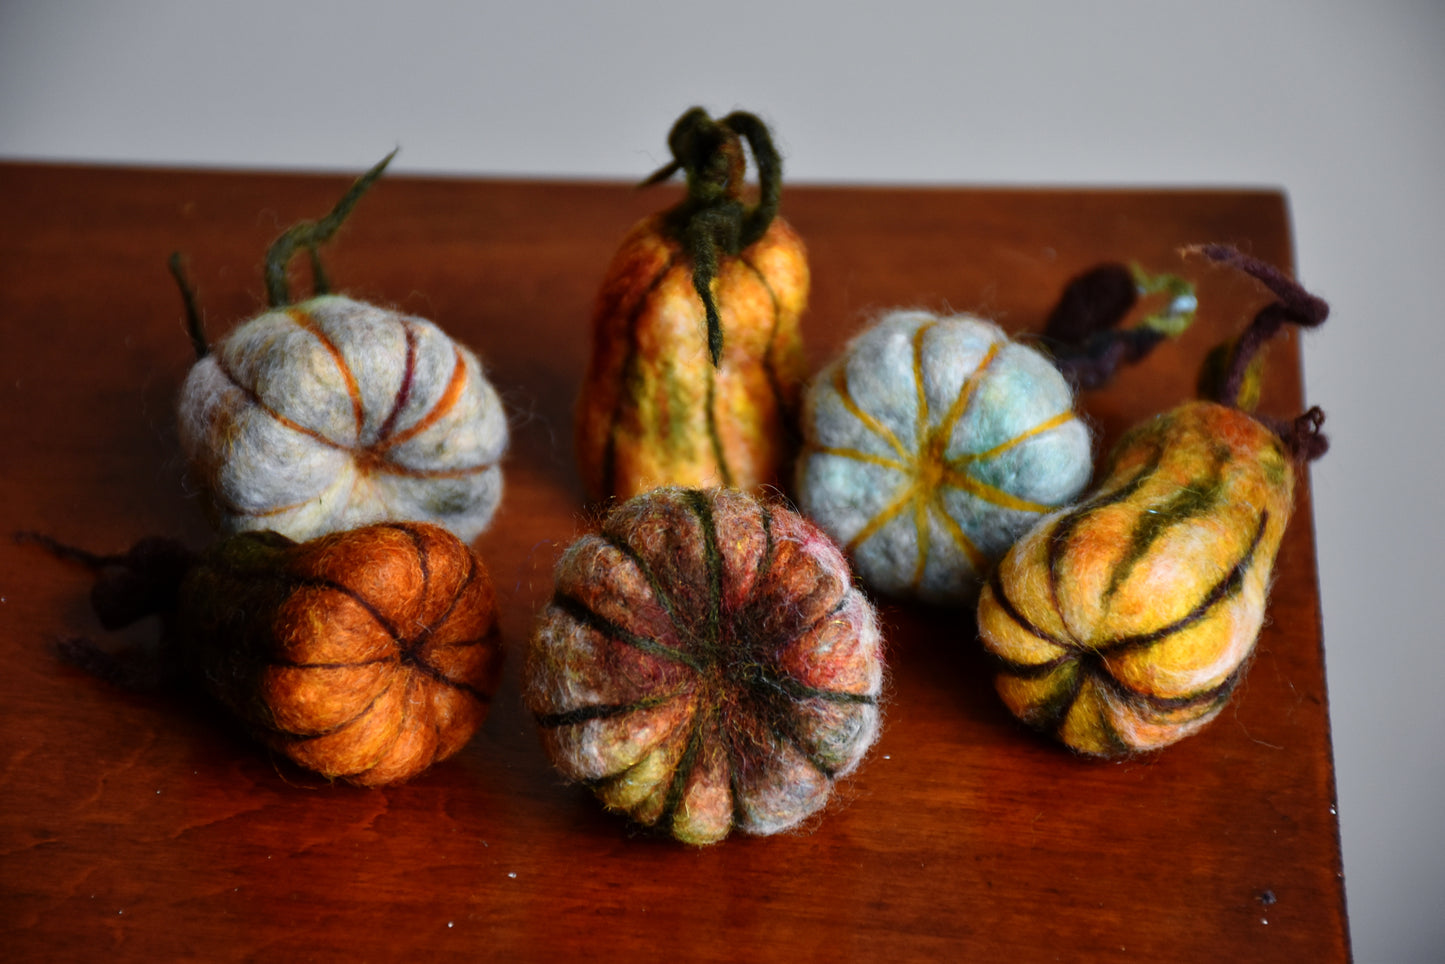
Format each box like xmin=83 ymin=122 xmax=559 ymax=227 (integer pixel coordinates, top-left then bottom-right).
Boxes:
xmin=2 ymin=1 xmax=1440 ymax=959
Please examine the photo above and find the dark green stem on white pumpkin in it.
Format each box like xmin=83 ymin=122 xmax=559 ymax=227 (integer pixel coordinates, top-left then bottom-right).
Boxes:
xmin=168 ymin=252 xmax=209 ymax=359
xmin=642 ymin=108 xmax=784 ymax=367
xmin=263 ymin=149 xmax=397 ymax=308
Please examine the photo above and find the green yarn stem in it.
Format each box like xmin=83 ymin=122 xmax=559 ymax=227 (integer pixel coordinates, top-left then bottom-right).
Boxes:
xmin=1129 ymin=265 xmax=1197 ymax=338
xmin=167 ymin=252 xmax=209 ymax=359
xmin=642 ymin=108 xmax=784 ymax=367
xmin=263 ymin=149 xmax=397 ymax=308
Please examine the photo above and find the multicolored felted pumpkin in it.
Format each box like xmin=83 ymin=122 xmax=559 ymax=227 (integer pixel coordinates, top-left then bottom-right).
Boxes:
xmin=978 ymin=246 xmax=1328 ymax=757
xmin=33 ymin=521 xmax=503 ymax=786
xmin=175 ymin=154 xmax=509 ymax=544
xmin=524 ymin=487 xmax=883 ymax=845
xmin=574 ymin=108 xmax=809 ymax=500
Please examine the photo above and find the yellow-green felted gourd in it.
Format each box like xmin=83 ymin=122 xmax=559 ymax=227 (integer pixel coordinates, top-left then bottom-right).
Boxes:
xmin=175 ymin=155 xmax=508 ymax=544
xmin=977 ymin=246 xmax=1329 ymax=757
xmin=574 ymin=108 xmax=809 ymax=501
xmin=795 ymin=265 xmax=1195 ymax=605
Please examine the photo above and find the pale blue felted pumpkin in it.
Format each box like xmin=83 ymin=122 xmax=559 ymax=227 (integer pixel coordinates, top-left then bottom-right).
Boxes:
xmin=796 ymin=310 xmax=1091 ymax=605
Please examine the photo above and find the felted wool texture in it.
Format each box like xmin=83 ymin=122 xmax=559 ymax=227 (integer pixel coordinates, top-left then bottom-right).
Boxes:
xmin=796 ymin=311 xmax=1091 ymax=605
xmin=574 ymin=215 xmax=809 ymax=501
xmin=977 ymin=400 xmax=1296 ymax=758
xmin=173 ymin=522 xmax=502 ymax=786
xmin=524 ymin=487 xmax=884 ymax=846
xmin=178 ymin=294 xmax=508 ymax=544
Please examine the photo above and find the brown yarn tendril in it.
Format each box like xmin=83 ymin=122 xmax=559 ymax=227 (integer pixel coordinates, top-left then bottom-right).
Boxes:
xmin=642 ymin=108 xmax=784 ymax=366
xmin=1189 ymin=244 xmax=1331 ymax=462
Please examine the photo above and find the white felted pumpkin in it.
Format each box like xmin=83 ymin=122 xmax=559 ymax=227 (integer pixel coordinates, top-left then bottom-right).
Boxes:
xmin=173 ymin=154 xmax=508 ymax=544
xmin=796 ymin=310 xmax=1091 ymax=605
xmin=179 ymin=295 xmax=507 ymax=543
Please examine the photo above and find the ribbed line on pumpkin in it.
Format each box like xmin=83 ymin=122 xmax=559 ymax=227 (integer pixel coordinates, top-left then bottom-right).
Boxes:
xmin=1095 ymin=511 xmax=1268 ymax=655
xmin=938 ymin=468 xmax=1057 ymax=514
xmin=761 ymin=669 xmax=878 ymax=706
xmin=1098 ymin=660 xmax=1243 ymax=714
xmin=770 ymin=715 xmax=838 ymax=780
xmin=958 ymin=409 xmax=1076 ymax=465
xmin=339 ymin=673 xmax=417 ymax=779
xmin=551 ymin=592 xmax=704 ymax=673
xmin=273 ymin=675 xmax=398 ymax=742
xmin=598 ymin=531 xmax=692 ymax=653
xmin=400 ymin=537 xmax=476 ymax=644
xmin=215 ymin=353 xmax=348 ymax=452
xmin=1102 ymin=448 xmax=1229 ymax=604
xmin=740 ymin=255 xmax=791 ymax=431
xmin=405 ymin=656 xmax=495 ymax=704
xmin=803 ymin=444 xmax=909 ymax=474
xmin=208 ymin=556 xmax=406 ymax=647
xmin=534 ymin=688 xmax=689 ymax=729
xmin=703 ymin=341 xmax=734 ymax=487
xmin=603 ymin=253 xmax=679 ymax=494
xmin=1046 ymin=444 xmax=1166 ymax=643
xmin=931 ymin=494 xmax=988 ymax=573
xmin=753 ymin=500 xmax=776 ymax=588
xmin=685 ymin=490 xmax=724 ymax=655
xmin=659 ymin=713 xmax=708 ymax=832
xmin=287 ymin=306 xmax=365 ymax=440
xmin=986 ymin=566 xmax=1075 ymax=654
xmin=831 ymin=366 xmax=910 ymax=462
xmin=371 ymin=346 xmax=468 ymax=452
xmin=374 ymin=321 xmax=418 ymax=444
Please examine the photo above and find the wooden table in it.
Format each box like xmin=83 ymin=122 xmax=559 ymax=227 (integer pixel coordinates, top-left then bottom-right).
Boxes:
xmin=0 ymin=163 xmax=1348 ymax=960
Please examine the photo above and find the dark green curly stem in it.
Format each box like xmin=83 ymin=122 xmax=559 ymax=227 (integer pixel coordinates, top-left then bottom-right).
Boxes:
xmin=263 ymin=149 xmax=396 ymax=308
xmin=167 ymin=252 xmax=209 ymax=359
xmin=642 ymin=108 xmax=784 ymax=366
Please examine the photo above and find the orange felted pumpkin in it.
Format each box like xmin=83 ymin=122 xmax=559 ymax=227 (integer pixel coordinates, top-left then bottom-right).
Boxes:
xmin=35 ymin=522 xmax=502 ymax=786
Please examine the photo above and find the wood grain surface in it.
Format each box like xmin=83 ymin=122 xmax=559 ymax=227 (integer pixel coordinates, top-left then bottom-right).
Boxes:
xmin=0 ymin=163 xmax=1348 ymax=961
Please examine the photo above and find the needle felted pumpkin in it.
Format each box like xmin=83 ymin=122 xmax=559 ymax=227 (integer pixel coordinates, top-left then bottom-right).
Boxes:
xmin=574 ymin=108 xmax=809 ymax=500
xmin=524 ymin=487 xmax=883 ymax=845
xmin=977 ymin=246 xmax=1329 ymax=757
xmin=795 ymin=264 xmax=1195 ymax=605
xmin=33 ymin=522 xmax=503 ymax=787
xmin=175 ymin=153 xmax=509 ymax=544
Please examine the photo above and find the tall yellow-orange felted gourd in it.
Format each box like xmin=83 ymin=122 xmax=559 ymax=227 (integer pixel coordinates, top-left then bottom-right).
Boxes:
xmin=575 ymin=108 xmax=809 ymax=500
xmin=977 ymin=245 xmax=1329 ymax=757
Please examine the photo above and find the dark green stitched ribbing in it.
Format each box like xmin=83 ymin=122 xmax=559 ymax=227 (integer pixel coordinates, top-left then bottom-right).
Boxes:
xmin=264 ymin=149 xmax=396 ymax=307
xmin=660 ymin=715 xmax=707 ymax=831
xmin=1103 ymin=448 xmax=1229 ymax=603
xmin=1097 ymin=510 xmax=1269 ymax=655
xmin=552 ymin=591 xmax=704 ymax=673
xmin=535 ymin=690 xmax=684 ymax=730
xmin=685 ymin=490 xmax=724 ymax=657
xmin=703 ymin=354 xmax=735 ymax=486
